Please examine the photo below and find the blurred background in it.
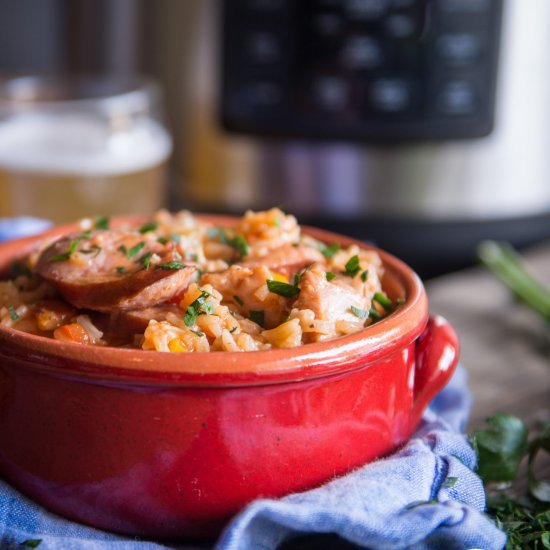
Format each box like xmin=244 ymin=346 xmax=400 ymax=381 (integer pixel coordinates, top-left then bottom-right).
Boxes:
xmin=1 ymin=0 xmax=550 ymax=278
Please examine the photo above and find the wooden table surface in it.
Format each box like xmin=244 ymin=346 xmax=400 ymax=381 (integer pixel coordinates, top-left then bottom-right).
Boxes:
xmin=426 ymin=240 xmax=550 ymax=485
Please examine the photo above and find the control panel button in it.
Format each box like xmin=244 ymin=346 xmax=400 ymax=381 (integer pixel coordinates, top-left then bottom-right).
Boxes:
xmin=232 ymin=81 xmax=284 ymax=113
xmin=342 ymin=36 xmax=383 ymax=69
xmin=246 ymin=31 xmax=282 ymax=64
xmin=385 ymin=14 xmax=416 ymax=38
xmin=313 ymin=13 xmax=344 ymax=37
xmin=436 ymin=81 xmax=477 ymax=115
xmin=370 ymin=78 xmax=412 ymax=112
xmin=312 ymin=76 xmax=349 ymax=111
xmin=437 ymin=34 xmax=481 ymax=65
xmin=345 ymin=0 xmax=390 ymax=21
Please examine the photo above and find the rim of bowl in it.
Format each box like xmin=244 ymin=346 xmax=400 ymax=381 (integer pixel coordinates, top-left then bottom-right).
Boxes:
xmin=0 ymin=215 xmax=429 ymax=387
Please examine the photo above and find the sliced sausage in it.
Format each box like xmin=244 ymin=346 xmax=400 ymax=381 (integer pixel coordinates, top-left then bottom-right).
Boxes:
xmin=110 ymin=304 xmax=182 ymax=336
xmin=34 ymin=229 xmax=196 ymax=312
xmin=239 ymin=244 xmax=324 ymax=277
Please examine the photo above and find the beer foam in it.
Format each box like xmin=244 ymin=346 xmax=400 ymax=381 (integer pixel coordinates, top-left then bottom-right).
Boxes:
xmin=0 ymin=113 xmax=172 ymax=176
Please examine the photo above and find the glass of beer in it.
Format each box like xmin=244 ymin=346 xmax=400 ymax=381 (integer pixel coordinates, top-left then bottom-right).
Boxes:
xmin=0 ymin=75 xmax=172 ymax=223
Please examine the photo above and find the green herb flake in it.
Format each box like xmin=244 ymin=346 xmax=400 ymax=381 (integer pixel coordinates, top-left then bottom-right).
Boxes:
xmin=140 ymin=252 xmax=153 ymax=270
xmin=207 ymin=227 xmax=227 ymax=242
xmin=49 ymin=236 xmax=83 ymax=263
xmin=20 ymin=540 xmax=42 ymax=548
xmin=361 ymin=270 xmax=369 ymax=282
xmin=344 ymin=255 xmax=361 ymax=277
xmin=350 ymin=305 xmax=369 ymax=319
xmin=157 ymin=261 xmax=185 ymax=270
xmin=116 ymin=266 xmax=126 ymax=273
xmin=79 ymin=245 xmax=101 ymax=257
xmin=190 ymin=328 xmax=205 ymax=337
xmin=249 ymin=310 xmax=265 ymax=327
xmin=94 ymin=216 xmax=110 ymax=230
xmin=320 ymin=243 xmax=341 ymax=259
xmin=442 ymin=477 xmax=458 ymax=489
xmin=8 ymin=306 xmax=20 ymax=321
xmin=157 ymin=236 xmax=168 ymax=245
xmin=119 ymin=241 xmax=146 ymax=259
xmin=266 ymin=279 xmax=301 ymax=298
xmin=326 ymin=271 xmax=336 ymax=281
xmin=373 ymin=291 xmax=393 ymax=310
xmin=228 ymin=235 xmax=250 ymax=259
xmin=229 ymin=326 xmax=237 ymax=334
xmin=233 ymin=295 xmax=244 ymax=306
xmin=183 ymin=290 xmax=213 ymax=327
xmin=139 ymin=221 xmax=158 ymax=234
xmin=369 ymin=307 xmax=382 ymax=321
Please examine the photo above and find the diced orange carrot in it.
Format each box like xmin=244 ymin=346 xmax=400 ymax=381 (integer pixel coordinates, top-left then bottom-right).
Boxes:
xmin=168 ymin=338 xmax=187 ymax=352
xmin=53 ymin=323 xmax=90 ymax=344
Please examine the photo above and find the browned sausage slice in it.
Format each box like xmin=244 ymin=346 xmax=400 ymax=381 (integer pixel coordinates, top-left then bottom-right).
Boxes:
xmin=239 ymin=244 xmax=324 ymax=277
xmin=34 ymin=229 xmax=197 ymax=312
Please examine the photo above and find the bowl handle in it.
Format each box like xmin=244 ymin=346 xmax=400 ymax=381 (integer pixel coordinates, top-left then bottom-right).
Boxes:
xmin=410 ymin=315 xmax=460 ymax=428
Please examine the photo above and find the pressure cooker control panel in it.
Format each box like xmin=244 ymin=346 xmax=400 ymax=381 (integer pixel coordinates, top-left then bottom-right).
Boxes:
xmin=221 ymin=0 xmax=503 ymax=141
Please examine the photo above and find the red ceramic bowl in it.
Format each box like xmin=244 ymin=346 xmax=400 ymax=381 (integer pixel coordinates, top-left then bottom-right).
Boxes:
xmin=0 ymin=217 xmax=459 ymax=539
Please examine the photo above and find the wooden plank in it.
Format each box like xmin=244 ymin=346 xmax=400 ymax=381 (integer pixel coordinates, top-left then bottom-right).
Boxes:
xmin=426 ymin=240 xmax=550 ymax=491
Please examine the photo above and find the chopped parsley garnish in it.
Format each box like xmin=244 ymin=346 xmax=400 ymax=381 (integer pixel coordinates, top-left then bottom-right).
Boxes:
xmin=94 ymin=216 xmax=110 ymax=230
xmin=190 ymin=328 xmax=204 ymax=337
xmin=233 ymin=295 xmax=244 ymax=306
xmin=157 ymin=236 xmax=168 ymax=245
xmin=442 ymin=477 xmax=458 ymax=488
xmin=183 ymin=290 xmax=213 ymax=327
xmin=49 ymin=236 xmax=83 ymax=262
xmin=116 ymin=266 xmax=126 ymax=273
xmin=79 ymin=245 xmax=101 ymax=257
xmin=350 ymin=305 xmax=382 ymax=322
xmin=320 ymin=243 xmax=341 ymax=259
xmin=350 ymin=305 xmax=369 ymax=319
xmin=139 ymin=221 xmax=158 ymax=234
xmin=140 ymin=252 xmax=153 ymax=269
xmin=266 ymin=279 xmax=301 ymax=298
xmin=207 ymin=227 xmax=226 ymax=241
xmin=249 ymin=310 xmax=265 ymax=327
xmin=8 ymin=306 xmax=19 ymax=321
xmin=228 ymin=235 xmax=249 ymax=259
xmin=207 ymin=228 xmax=249 ymax=259
xmin=344 ymin=255 xmax=361 ymax=278
xmin=19 ymin=540 xmax=42 ymax=548
xmin=157 ymin=261 xmax=185 ymax=270
xmin=471 ymin=413 xmax=550 ymax=548
xmin=326 ymin=271 xmax=336 ymax=281
xmin=373 ymin=292 xmax=393 ymax=310
xmin=361 ymin=270 xmax=369 ymax=282
xmin=229 ymin=326 xmax=237 ymax=333
xmin=119 ymin=241 xmax=145 ymax=259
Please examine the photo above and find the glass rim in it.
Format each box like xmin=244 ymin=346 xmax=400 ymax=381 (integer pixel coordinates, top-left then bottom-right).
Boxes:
xmin=0 ymin=74 xmax=162 ymax=116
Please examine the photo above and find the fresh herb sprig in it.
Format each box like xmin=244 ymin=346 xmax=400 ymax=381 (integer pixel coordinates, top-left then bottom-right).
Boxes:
xmin=119 ymin=242 xmax=145 ymax=259
xmin=344 ymin=255 xmax=361 ymax=278
xmin=207 ymin=228 xmax=250 ymax=259
xmin=183 ymin=290 xmax=213 ymax=327
xmin=472 ymin=413 xmax=550 ymax=548
xmin=478 ymin=240 xmax=550 ymax=325
xmin=266 ymin=279 xmax=301 ymax=298
xmin=49 ymin=236 xmax=84 ymax=262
